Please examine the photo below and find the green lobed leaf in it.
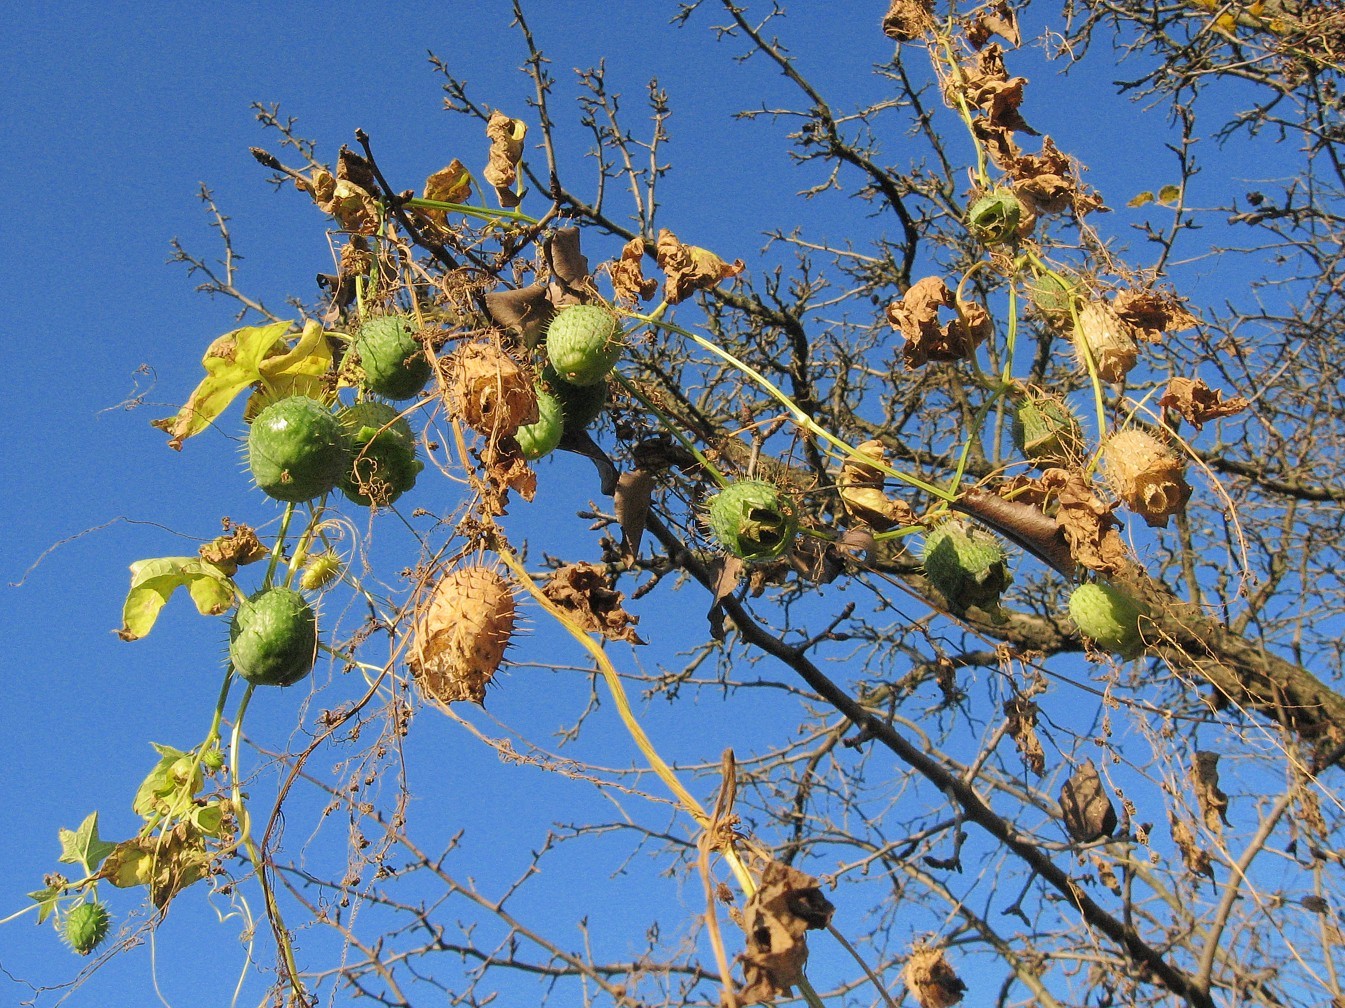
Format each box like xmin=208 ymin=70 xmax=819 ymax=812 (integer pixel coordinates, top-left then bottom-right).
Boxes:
xmin=117 ymin=557 xmax=236 ymax=641
xmin=57 ymin=812 xmax=117 ymax=875
xmin=28 ymin=885 xmax=63 ymax=925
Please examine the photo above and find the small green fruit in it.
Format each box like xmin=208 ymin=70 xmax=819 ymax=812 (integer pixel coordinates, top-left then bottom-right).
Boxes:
xmin=921 ymin=520 xmax=1011 ymax=620
xmin=516 ymin=387 xmax=564 ymax=460
xmin=1027 ymin=272 xmax=1081 ymax=319
xmin=352 ymin=316 xmax=433 ymax=400
xmin=967 ymin=189 xmax=1023 ymax=244
xmin=337 ymin=402 xmax=423 ymax=507
xmin=545 ymin=305 xmax=624 ymax=387
xmin=1012 ymin=391 xmax=1084 ymax=468
xmin=541 ymin=364 xmax=608 ymax=429
xmin=229 ymin=587 xmax=318 ymax=687
xmin=706 ymin=480 xmax=798 ymax=562
xmin=1068 ymin=582 xmax=1146 ymax=658
xmin=247 ymin=396 xmax=349 ymax=503
xmin=62 ymin=900 xmax=110 ymax=956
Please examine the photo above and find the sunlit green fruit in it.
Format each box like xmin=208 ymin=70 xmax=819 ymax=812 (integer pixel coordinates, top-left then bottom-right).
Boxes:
xmin=967 ymin=189 xmax=1023 ymax=244
xmin=1012 ymin=391 xmax=1084 ymax=468
xmin=540 ymin=364 xmax=608 ymax=429
xmin=516 ymin=387 xmax=564 ymax=460
xmin=247 ymin=396 xmax=349 ymax=503
xmin=706 ymin=479 xmax=798 ymax=563
xmin=337 ymin=402 xmax=423 ymax=506
xmin=1068 ymin=582 xmax=1146 ymax=658
xmin=229 ymin=587 xmax=318 ymax=687
xmin=545 ymin=304 xmax=624 ymax=387
xmin=62 ymin=901 xmax=110 ymax=956
xmin=352 ymin=315 xmax=433 ymax=400
xmin=921 ymin=520 xmax=1012 ymax=620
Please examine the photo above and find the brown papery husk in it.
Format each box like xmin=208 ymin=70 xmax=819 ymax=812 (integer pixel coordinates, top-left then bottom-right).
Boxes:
xmin=409 ymin=566 xmax=517 ymax=706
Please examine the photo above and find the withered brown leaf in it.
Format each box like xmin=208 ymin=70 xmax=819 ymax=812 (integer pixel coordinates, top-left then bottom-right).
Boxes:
xmin=837 ymin=440 xmax=918 ymax=531
xmin=655 ymin=229 xmax=745 ymax=304
xmin=198 ymin=524 xmax=267 ymax=576
xmin=483 ymin=110 xmax=526 ymax=208
xmin=1059 ymin=758 xmax=1118 ymax=843
xmin=1170 ymin=812 xmax=1215 ymax=878
xmin=542 ymin=562 xmax=643 ymax=644
xmin=1193 ymin=750 xmax=1230 ymax=833
xmin=608 ymin=237 xmax=659 ymax=304
xmin=615 ymin=469 xmax=655 ymax=557
xmin=1113 ymin=288 xmax=1200 ymax=343
xmin=420 ymin=159 xmax=473 ymax=229
xmin=1160 ymin=376 xmax=1249 ymax=430
xmin=732 ymin=861 xmax=834 ymax=1006
xmin=886 ymin=277 xmax=991 ymax=368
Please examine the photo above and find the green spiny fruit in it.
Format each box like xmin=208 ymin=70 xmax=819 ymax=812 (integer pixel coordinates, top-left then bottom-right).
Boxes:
xmin=540 ymin=364 xmax=608 ymax=429
xmin=352 ymin=315 xmax=433 ymax=400
xmin=229 ymin=586 xmax=318 ymax=687
xmin=1027 ymin=272 xmax=1081 ymax=320
xmin=1068 ymin=582 xmax=1146 ymax=658
xmin=967 ymin=189 xmax=1023 ymax=244
xmin=921 ymin=520 xmax=1012 ymax=621
xmin=1012 ymin=391 xmax=1084 ymax=468
xmin=545 ymin=304 xmax=624 ymax=387
xmin=706 ymin=480 xmax=798 ymax=563
xmin=337 ymin=402 xmax=423 ymax=507
xmin=62 ymin=900 xmax=110 ymax=956
xmin=247 ymin=396 xmax=349 ymax=503
xmin=516 ymin=386 xmax=564 ymax=460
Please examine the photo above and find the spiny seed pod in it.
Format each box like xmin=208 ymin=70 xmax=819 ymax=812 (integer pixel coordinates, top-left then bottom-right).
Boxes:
xmin=541 ymin=364 xmax=608 ymax=430
xmin=546 ymin=304 xmax=624 ymax=387
xmin=229 ymin=586 xmax=318 ymax=687
xmin=966 ymin=189 xmax=1023 ymax=244
xmin=921 ymin=520 xmax=1012 ymax=621
xmin=409 ymin=566 xmax=517 ymax=706
xmin=247 ymin=396 xmax=349 ymax=503
xmin=1012 ymin=389 xmax=1084 ymax=469
xmin=516 ymin=386 xmax=564 ymax=460
xmin=352 ymin=315 xmax=432 ymax=401
xmin=444 ymin=342 xmax=537 ymax=438
xmin=1027 ymin=272 xmax=1081 ymax=321
xmin=1072 ymin=301 xmax=1139 ymax=383
xmin=1103 ymin=429 xmax=1192 ymax=529
xmin=1068 ymin=582 xmax=1146 ymax=658
xmin=705 ymin=479 xmax=798 ymax=563
xmin=62 ymin=900 xmax=111 ymax=956
xmin=337 ymin=402 xmax=423 ymax=507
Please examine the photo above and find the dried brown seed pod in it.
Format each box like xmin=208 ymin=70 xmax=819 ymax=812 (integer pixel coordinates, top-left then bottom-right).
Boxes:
xmin=904 ymin=942 xmax=966 ymax=1008
xmin=1102 ymin=429 xmax=1192 ymax=528
xmin=1072 ymin=301 xmax=1139 ymax=383
xmin=408 ymin=566 xmax=517 ymax=705
xmin=443 ymin=342 xmax=538 ymax=438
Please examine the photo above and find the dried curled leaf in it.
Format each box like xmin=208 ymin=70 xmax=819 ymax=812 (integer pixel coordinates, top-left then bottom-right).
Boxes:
xmin=967 ymin=1 xmax=1020 ymax=49
xmin=837 ymin=440 xmax=917 ymax=531
xmin=904 ymin=943 xmax=966 ymax=1008
xmin=886 ymin=277 xmax=992 ymax=368
xmin=293 ymin=148 xmax=380 ymax=233
xmin=485 ymin=282 xmax=554 ymax=349
xmin=409 ymin=566 xmax=517 ymax=706
xmin=1059 ymin=758 xmax=1117 ymax=843
xmin=1160 ymin=376 xmax=1249 ymax=430
xmin=542 ymin=562 xmax=643 ymax=644
xmin=615 ymin=469 xmax=655 ymax=557
xmin=1103 ymin=430 xmax=1192 ymax=529
xmin=654 ymin=229 xmax=745 ymax=304
xmin=1193 ymin=750 xmax=1230 ymax=833
xmin=420 ymin=159 xmax=473 ymax=228
xmin=1005 ymin=694 xmax=1045 ymax=776
xmin=1170 ymin=812 xmax=1215 ymax=878
xmin=1000 ymin=470 xmax=1131 ymax=576
xmin=483 ymin=110 xmax=526 ymax=208
xmin=732 ymin=861 xmax=834 ymax=1006
xmin=608 ymin=237 xmax=658 ymax=304
xmin=197 ymin=525 xmax=267 ymax=576
xmin=1113 ymin=288 xmax=1199 ymax=343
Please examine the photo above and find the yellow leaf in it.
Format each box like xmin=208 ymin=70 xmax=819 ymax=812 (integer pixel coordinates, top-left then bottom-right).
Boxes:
xmin=1127 ymin=191 xmax=1155 ymax=208
xmin=258 ymin=319 xmax=332 ymax=401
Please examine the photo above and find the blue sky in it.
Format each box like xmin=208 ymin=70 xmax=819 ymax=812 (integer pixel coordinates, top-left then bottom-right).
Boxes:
xmin=0 ymin=4 xmax=1301 ymax=1007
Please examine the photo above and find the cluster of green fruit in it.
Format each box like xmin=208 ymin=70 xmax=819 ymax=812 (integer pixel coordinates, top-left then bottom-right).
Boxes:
xmin=514 ymin=304 xmax=620 ymax=459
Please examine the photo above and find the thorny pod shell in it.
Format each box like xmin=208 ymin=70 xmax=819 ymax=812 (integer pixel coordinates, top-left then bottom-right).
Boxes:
xmin=540 ymin=364 xmax=608 ymax=430
xmin=921 ymin=519 xmax=1011 ymax=621
xmin=706 ymin=479 xmax=799 ymax=563
xmin=1012 ymin=389 xmax=1084 ymax=469
xmin=1072 ymin=301 xmax=1139 ymax=383
xmin=966 ymin=189 xmax=1023 ymax=244
xmin=409 ymin=566 xmax=517 ymax=705
xmin=1103 ymin=429 xmax=1191 ymax=529
xmin=444 ymin=342 xmax=538 ymax=438
xmin=247 ymin=396 xmax=349 ymax=504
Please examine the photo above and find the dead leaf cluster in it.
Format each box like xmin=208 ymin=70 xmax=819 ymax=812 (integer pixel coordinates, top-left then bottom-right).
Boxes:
xmin=729 ymin=860 xmax=834 ymax=1006
xmin=541 ymin=562 xmax=644 ymax=644
xmin=886 ymin=276 xmax=992 ymax=368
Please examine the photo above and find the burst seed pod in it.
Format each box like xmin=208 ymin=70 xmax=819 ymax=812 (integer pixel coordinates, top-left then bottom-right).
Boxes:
xmin=540 ymin=364 xmax=608 ymax=430
xmin=1068 ymin=582 xmax=1146 ymax=658
xmin=515 ymin=386 xmax=564 ymax=460
xmin=705 ymin=479 xmax=799 ymax=563
xmin=1102 ymin=429 xmax=1192 ymax=528
xmin=966 ymin=189 xmax=1023 ymax=244
xmin=229 ymin=587 xmax=319 ymax=687
xmin=337 ymin=402 xmax=424 ymax=507
xmin=247 ymin=396 xmax=349 ymax=503
xmin=921 ymin=520 xmax=1012 ymax=621
xmin=444 ymin=342 xmax=537 ymax=438
xmin=351 ymin=315 xmax=433 ymax=401
xmin=62 ymin=900 xmax=111 ymax=956
xmin=1011 ymin=389 xmax=1085 ymax=469
xmin=546 ymin=304 xmax=624 ymax=387
xmin=1072 ymin=301 xmax=1139 ymax=383
xmin=409 ymin=566 xmax=517 ymax=706
xmin=903 ymin=942 xmax=966 ymax=1008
